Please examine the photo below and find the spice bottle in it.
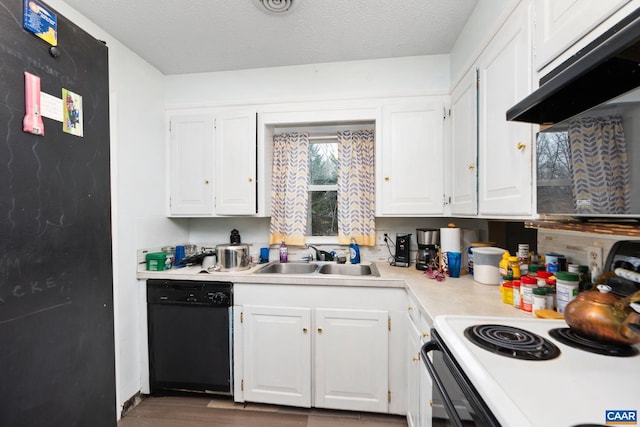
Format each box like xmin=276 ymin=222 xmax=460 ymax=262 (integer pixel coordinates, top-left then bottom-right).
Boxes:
xmin=532 ymin=287 xmax=547 ymax=313
xmin=512 ymin=280 xmax=521 ymax=309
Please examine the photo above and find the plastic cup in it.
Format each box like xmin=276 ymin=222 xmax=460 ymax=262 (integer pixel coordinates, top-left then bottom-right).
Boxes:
xmin=447 ymin=251 xmax=462 ymax=278
xmin=174 ymin=245 xmax=186 ymax=268
xmin=260 ymin=247 xmax=270 ymax=264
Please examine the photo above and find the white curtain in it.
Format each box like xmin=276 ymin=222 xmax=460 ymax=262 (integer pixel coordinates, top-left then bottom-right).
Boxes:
xmin=269 ymin=132 xmax=310 ymax=245
xmin=337 ymin=130 xmax=375 ymax=246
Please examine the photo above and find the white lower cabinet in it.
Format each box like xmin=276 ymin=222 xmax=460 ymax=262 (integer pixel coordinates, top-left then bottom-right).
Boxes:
xmin=240 ymin=304 xmax=389 ymax=412
xmin=314 ymin=308 xmax=389 ymax=412
xmin=234 ymin=283 xmax=407 ymax=414
xmin=241 ymin=305 xmax=312 ymax=407
xmin=406 ymin=298 xmax=433 ymax=427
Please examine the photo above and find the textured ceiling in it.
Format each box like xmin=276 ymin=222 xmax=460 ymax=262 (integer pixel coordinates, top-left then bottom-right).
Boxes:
xmin=61 ymin=0 xmax=478 ymax=75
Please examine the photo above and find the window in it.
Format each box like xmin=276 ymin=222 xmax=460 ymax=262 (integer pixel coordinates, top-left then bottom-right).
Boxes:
xmin=308 ymin=139 xmax=338 ymax=236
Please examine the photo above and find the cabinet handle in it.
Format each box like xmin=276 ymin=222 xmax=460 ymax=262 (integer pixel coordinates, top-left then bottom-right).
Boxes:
xmin=467 ymin=164 xmax=475 ymax=170
xmin=516 ymin=142 xmax=526 ymax=150
xmin=317 ymin=327 xmax=323 ymax=334
xmin=303 ymin=328 xmax=308 ymax=334
xmin=384 ymin=176 xmax=390 ymax=181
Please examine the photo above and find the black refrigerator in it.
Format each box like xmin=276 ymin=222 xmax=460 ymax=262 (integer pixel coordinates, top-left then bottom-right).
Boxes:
xmin=0 ymin=1 xmax=116 ymax=426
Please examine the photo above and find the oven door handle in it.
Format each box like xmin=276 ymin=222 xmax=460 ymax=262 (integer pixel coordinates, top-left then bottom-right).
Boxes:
xmin=421 ymin=341 xmax=465 ymax=427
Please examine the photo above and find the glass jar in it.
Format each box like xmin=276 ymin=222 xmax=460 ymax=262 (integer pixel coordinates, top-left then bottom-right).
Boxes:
xmin=532 ymin=287 xmax=547 ymax=312
xmin=501 ymin=280 xmax=514 ymax=305
xmin=512 ymin=280 xmax=521 ymax=309
xmin=520 ymin=276 xmax=537 ymax=313
xmin=507 ymin=256 xmax=521 ymax=279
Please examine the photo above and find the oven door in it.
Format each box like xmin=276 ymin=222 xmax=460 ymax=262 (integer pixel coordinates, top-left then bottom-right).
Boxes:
xmin=421 ymin=329 xmax=501 ymax=427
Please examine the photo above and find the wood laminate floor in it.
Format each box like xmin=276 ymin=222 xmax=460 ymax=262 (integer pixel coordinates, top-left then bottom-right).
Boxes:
xmin=118 ymin=395 xmax=409 ymax=427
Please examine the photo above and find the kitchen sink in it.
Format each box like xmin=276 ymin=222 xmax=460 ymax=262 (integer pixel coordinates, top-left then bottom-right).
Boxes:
xmin=256 ymin=262 xmax=319 ymax=274
xmin=317 ymin=263 xmax=379 ymax=276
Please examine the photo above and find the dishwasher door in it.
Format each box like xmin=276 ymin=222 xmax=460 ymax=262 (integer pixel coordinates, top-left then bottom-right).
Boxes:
xmin=147 ymin=280 xmax=232 ymax=395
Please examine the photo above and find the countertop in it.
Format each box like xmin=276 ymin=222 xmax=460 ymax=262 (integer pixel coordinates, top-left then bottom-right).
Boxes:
xmin=137 ymin=261 xmax=532 ymax=322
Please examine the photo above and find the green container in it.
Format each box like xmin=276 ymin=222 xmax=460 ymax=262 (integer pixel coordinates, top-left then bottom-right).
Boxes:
xmin=146 ymin=252 xmax=170 ymax=271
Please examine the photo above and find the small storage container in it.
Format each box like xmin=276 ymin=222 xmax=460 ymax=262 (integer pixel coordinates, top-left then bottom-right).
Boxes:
xmin=146 ymin=252 xmax=171 ymax=271
xmin=471 ymin=247 xmax=507 ymax=285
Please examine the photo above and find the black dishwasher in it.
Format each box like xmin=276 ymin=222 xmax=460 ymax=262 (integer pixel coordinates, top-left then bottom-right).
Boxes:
xmin=147 ymin=279 xmax=233 ymax=395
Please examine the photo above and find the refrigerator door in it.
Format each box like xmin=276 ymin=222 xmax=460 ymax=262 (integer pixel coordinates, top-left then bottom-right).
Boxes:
xmin=0 ymin=1 xmax=115 ymax=425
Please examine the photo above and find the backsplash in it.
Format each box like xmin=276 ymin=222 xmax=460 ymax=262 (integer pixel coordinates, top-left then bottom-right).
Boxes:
xmin=537 ymin=228 xmax=629 ymax=271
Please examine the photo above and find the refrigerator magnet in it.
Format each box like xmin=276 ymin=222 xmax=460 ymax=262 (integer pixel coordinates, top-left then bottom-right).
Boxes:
xmin=23 ymin=0 xmax=58 ymax=46
xmin=23 ymin=71 xmax=44 ymax=136
xmin=62 ymin=89 xmax=83 ymax=137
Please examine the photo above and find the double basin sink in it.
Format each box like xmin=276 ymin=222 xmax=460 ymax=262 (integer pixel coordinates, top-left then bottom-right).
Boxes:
xmin=256 ymin=262 xmax=379 ymax=277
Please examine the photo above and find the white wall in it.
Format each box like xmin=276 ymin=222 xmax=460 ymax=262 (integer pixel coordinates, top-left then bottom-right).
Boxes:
xmin=45 ymin=1 xmax=187 ymax=419
xmin=164 ymin=55 xmax=450 ymax=109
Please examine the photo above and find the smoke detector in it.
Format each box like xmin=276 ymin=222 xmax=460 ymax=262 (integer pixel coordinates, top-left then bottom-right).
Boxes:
xmin=254 ymin=0 xmax=300 ymax=15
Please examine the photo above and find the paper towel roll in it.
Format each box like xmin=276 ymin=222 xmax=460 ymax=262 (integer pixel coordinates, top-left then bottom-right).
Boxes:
xmin=440 ymin=227 xmax=461 ymax=253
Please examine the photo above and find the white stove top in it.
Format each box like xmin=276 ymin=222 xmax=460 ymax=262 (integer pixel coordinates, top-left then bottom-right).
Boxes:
xmin=434 ymin=315 xmax=640 ymax=427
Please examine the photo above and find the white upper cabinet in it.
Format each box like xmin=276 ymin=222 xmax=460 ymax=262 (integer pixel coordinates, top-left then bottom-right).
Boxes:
xmin=379 ymin=100 xmax=446 ymax=216
xmin=477 ymin=3 xmax=534 ymax=216
xmin=215 ymin=108 xmax=257 ymax=215
xmin=167 ymin=114 xmax=214 ymax=216
xmin=534 ymin=0 xmax=631 ymax=71
xmin=449 ymin=69 xmax=478 ymax=216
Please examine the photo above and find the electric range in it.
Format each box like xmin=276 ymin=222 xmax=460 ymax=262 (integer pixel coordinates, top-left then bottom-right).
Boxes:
xmin=431 ymin=315 xmax=640 ymax=427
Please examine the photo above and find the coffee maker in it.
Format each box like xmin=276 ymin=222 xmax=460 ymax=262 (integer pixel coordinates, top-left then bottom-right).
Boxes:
xmin=416 ymin=228 xmax=439 ymax=271
xmin=393 ymin=233 xmax=412 ymax=267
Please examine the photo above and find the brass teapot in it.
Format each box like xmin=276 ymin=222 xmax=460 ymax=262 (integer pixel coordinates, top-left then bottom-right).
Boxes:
xmin=564 ymin=284 xmax=640 ymax=346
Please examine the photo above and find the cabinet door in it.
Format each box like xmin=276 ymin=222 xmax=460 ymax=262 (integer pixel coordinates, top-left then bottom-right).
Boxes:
xmin=215 ymin=109 xmax=257 ymax=215
xmin=407 ymin=319 xmax=422 ymax=427
xmin=168 ymin=115 xmax=214 ymax=216
xmin=534 ymin=0 xmax=630 ymax=70
xmin=242 ymin=305 xmax=311 ymax=407
xmin=477 ymin=4 xmax=534 ymax=216
xmin=379 ymin=101 xmax=445 ymax=216
xmin=449 ymin=69 xmax=478 ymax=216
xmin=314 ymin=308 xmax=389 ymax=413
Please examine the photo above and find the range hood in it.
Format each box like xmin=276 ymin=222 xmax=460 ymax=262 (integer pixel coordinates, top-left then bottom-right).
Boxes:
xmin=507 ymin=7 xmax=640 ymax=125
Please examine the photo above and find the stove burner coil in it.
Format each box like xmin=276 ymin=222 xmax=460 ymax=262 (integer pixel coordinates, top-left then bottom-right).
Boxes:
xmin=464 ymin=324 xmax=561 ymax=360
xmin=549 ymin=328 xmax=639 ymax=357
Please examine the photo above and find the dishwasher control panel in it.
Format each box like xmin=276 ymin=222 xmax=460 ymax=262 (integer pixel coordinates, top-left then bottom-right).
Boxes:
xmin=147 ymin=280 xmax=233 ymax=306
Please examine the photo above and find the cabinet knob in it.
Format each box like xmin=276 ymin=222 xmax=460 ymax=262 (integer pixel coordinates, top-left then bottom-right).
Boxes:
xmin=303 ymin=328 xmax=308 ymax=334
xmin=408 ymin=306 xmax=413 ymax=311
xmin=204 ymin=180 xmax=209 ymax=184
xmin=422 ymin=332 xmax=429 ymax=338
xmin=429 ymin=399 xmax=433 ymax=407
xmin=467 ymin=164 xmax=475 ymax=170
xmin=384 ymin=176 xmax=390 ymax=181
xmin=412 ymin=355 xmax=420 ymax=362
xmin=516 ymin=142 xmax=526 ymax=150
xmin=317 ymin=327 xmax=323 ymax=334
xmin=248 ymin=177 xmax=253 ymax=182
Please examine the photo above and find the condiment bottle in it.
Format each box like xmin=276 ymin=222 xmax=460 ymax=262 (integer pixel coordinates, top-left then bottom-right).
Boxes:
xmin=520 ymin=276 xmax=537 ymax=313
xmin=512 ymin=280 xmax=521 ymax=309
xmin=507 ymin=256 xmax=521 ymax=279
xmin=501 ymin=280 xmax=514 ymax=305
